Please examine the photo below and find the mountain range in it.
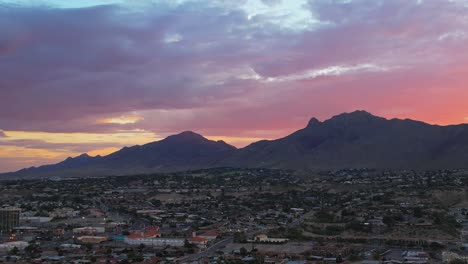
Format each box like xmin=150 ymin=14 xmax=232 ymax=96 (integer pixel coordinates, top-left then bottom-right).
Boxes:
xmin=3 ymin=110 xmax=468 ymax=178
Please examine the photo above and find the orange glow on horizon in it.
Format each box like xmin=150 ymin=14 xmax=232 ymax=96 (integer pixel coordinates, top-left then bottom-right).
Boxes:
xmin=87 ymin=147 xmax=121 ymax=157
xmin=99 ymin=115 xmax=144 ymax=125
xmin=1 ymin=111 xmax=468 ymax=173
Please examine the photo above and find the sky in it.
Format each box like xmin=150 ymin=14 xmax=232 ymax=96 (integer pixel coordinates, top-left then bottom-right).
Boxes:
xmin=1 ymin=0 xmax=468 ymax=172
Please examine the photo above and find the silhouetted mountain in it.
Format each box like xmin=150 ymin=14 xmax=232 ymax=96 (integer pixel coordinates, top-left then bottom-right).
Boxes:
xmin=5 ymin=131 xmax=236 ymax=178
xmin=101 ymin=131 xmax=236 ymax=170
xmin=14 ymin=153 xmax=101 ymax=175
xmin=221 ymin=110 xmax=468 ymax=169
xmin=3 ymin=111 xmax=468 ymax=178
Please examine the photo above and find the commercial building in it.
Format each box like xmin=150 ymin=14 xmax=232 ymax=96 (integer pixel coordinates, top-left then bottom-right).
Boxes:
xmin=0 ymin=208 xmax=20 ymax=232
xmin=124 ymin=237 xmax=184 ymax=247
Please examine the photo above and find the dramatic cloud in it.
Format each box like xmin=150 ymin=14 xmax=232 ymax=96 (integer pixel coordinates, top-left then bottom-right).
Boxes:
xmin=99 ymin=115 xmax=145 ymax=125
xmin=1 ymin=0 xmax=468 ymax=171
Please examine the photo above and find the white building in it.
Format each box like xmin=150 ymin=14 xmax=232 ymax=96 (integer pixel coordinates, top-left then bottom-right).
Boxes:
xmin=73 ymin=227 xmax=105 ymax=234
xmin=442 ymin=251 xmax=468 ymax=263
xmin=254 ymin=234 xmax=289 ymax=243
xmin=20 ymin=216 xmax=53 ymax=223
xmin=124 ymin=237 xmax=184 ymax=247
xmin=0 ymin=241 xmax=29 ymax=252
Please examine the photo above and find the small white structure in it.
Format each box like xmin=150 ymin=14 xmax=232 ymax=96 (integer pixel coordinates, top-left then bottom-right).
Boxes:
xmin=254 ymin=234 xmax=289 ymax=243
xmin=73 ymin=227 xmax=105 ymax=234
xmin=402 ymin=251 xmax=429 ymax=264
xmin=0 ymin=241 xmax=29 ymax=251
xmin=124 ymin=237 xmax=184 ymax=247
xmin=60 ymin=243 xmax=81 ymax=249
xmin=442 ymin=251 xmax=468 ymax=263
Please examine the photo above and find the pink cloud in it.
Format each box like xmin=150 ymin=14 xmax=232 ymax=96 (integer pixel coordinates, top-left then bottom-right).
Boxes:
xmin=0 ymin=0 xmax=467 ymax=172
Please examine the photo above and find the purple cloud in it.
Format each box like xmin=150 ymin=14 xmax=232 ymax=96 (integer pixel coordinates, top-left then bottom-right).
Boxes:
xmin=0 ymin=138 xmax=121 ymax=153
xmin=1 ymin=0 xmax=468 ymax=172
xmin=0 ymin=0 xmax=467 ymax=137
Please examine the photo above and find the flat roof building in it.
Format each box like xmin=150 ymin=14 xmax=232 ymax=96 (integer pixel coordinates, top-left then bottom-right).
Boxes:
xmin=0 ymin=208 xmax=20 ymax=232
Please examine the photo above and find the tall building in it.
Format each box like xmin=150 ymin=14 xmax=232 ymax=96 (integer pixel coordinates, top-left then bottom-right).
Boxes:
xmin=0 ymin=208 xmax=20 ymax=232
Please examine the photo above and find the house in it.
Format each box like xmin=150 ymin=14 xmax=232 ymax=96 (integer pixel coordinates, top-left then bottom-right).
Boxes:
xmin=86 ymin=208 xmax=106 ymax=218
xmin=77 ymin=236 xmax=108 ymax=244
xmin=127 ymin=226 xmax=161 ymax=239
xmin=73 ymin=227 xmax=105 ymax=234
xmin=187 ymin=236 xmax=208 ymax=246
xmin=198 ymin=231 xmax=219 ymax=241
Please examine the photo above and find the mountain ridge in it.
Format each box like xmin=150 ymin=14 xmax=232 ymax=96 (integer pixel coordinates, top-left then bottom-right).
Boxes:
xmin=3 ymin=110 xmax=468 ymax=178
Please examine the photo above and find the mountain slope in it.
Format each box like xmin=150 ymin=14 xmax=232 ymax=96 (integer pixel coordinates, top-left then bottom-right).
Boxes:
xmin=3 ymin=111 xmax=468 ymax=178
xmin=219 ymin=110 xmax=468 ymax=169
xmin=5 ymin=131 xmax=236 ymax=178
xmin=101 ymin=131 xmax=236 ymax=170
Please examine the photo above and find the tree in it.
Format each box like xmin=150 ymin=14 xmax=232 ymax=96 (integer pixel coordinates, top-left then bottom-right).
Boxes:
xmin=449 ymin=260 xmax=468 ymax=264
xmin=8 ymin=246 xmax=19 ymax=256
xmin=383 ymin=215 xmax=395 ymax=227
xmin=429 ymin=241 xmax=445 ymax=250
xmin=127 ymin=250 xmax=136 ymax=260
xmin=184 ymin=239 xmax=194 ymax=249
xmin=25 ymin=241 xmax=41 ymax=258
xmin=138 ymin=243 xmax=145 ymax=253
xmin=348 ymin=254 xmax=362 ymax=261
xmin=372 ymin=250 xmax=381 ymax=260
xmin=85 ymin=243 xmax=93 ymax=252
xmin=413 ymin=207 xmax=423 ymax=218
xmin=234 ymin=232 xmax=247 ymax=243
xmin=239 ymin=247 xmax=248 ymax=257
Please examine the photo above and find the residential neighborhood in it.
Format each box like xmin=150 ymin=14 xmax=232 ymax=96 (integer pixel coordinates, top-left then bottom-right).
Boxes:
xmin=0 ymin=168 xmax=466 ymax=263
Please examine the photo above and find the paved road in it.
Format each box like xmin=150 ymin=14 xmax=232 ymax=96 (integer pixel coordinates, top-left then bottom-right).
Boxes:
xmin=179 ymin=236 xmax=233 ymax=263
xmin=178 ymin=213 xmax=309 ymax=262
xmin=94 ymin=197 xmax=310 ymax=262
